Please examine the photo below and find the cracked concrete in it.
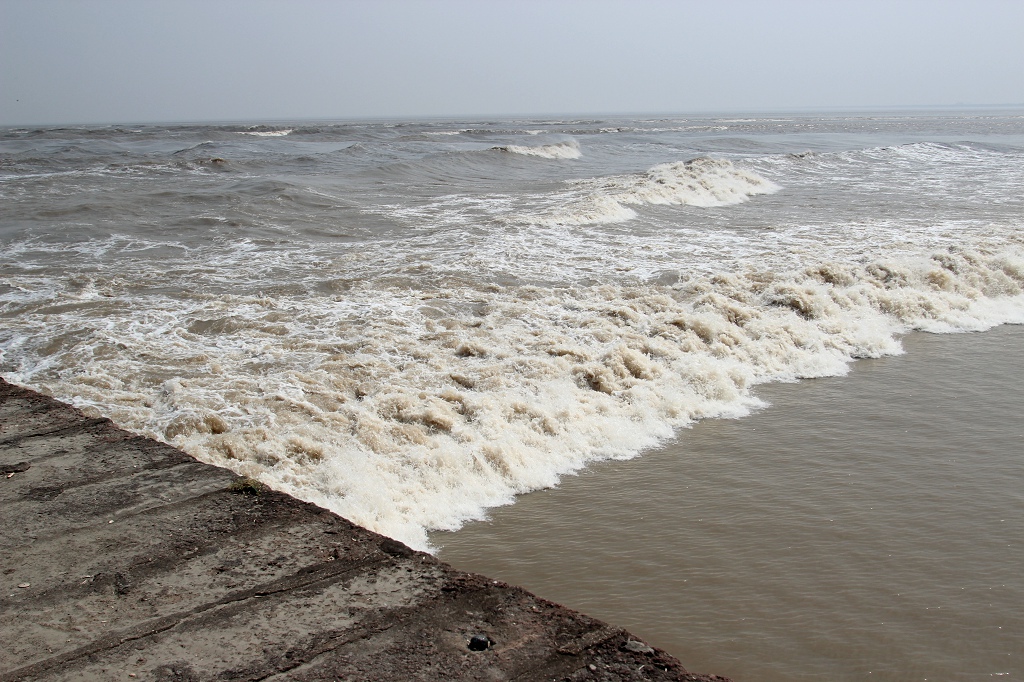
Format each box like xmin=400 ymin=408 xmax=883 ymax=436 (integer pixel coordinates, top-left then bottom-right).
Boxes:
xmin=1 ymin=378 xmax=729 ymax=681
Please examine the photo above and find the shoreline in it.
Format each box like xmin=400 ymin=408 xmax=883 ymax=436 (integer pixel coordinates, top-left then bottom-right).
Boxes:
xmin=436 ymin=325 xmax=1024 ymax=681
xmin=0 ymin=377 xmax=728 ymax=681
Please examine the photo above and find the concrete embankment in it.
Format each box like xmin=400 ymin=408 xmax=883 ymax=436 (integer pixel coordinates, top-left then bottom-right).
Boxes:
xmin=0 ymin=378 xmax=728 ymax=682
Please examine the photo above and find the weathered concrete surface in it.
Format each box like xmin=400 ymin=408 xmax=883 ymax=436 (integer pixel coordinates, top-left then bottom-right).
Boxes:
xmin=0 ymin=378 xmax=729 ymax=682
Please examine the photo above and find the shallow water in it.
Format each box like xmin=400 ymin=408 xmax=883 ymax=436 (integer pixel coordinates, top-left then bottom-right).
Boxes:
xmin=436 ymin=324 xmax=1024 ymax=681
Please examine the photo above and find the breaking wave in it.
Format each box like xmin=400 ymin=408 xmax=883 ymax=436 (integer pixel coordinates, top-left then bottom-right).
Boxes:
xmin=3 ymin=242 xmax=1023 ymax=551
xmin=6 ymin=113 xmax=1024 ymax=555
xmin=611 ymin=157 xmax=779 ymax=207
xmin=240 ymin=128 xmax=294 ymax=137
xmin=532 ymin=157 xmax=779 ymax=226
xmin=493 ymin=139 xmax=582 ymax=160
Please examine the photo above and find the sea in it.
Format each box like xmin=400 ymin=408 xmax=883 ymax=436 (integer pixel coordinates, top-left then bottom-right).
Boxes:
xmin=2 ymin=112 xmax=1022 ymax=680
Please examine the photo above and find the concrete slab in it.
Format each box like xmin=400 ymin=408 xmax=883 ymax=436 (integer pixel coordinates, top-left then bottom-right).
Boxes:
xmin=1 ymin=378 xmax=729 ymax=681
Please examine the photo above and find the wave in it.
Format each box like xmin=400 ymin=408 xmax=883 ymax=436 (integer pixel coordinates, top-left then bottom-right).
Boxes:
xmin=4 ymin=240 xmax=1024 ymax=552
xmin=172 ymin=141 xmax=221 ymax=155
xmin=611 ymin=157 xmax=779 ymax=207
xmin=240 ymin=128 xmax=294 ymax=137
xmin=530 ymin=157 xmax=779 ymax=226
xmin=531 ymin=195 xmax=639 ymax=226
xmin=6 ymin=115 xmax=1024 ymax=555
xmin=492 ymin=139 xmax=582 ymax=160
xmin=760 ymin=140 xmax=1021 ymax=167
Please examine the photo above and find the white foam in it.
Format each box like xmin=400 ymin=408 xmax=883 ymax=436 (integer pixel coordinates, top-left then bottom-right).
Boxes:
xmin=6 ymin=124 xmax=1024 ymax=554
xmin=4 ymin=238 xmax=1024 ymax=552
xmin=531 ymin=195 xmax=638 ymax=226
xmin=241 ymin=129 xmax=293 ymax=137
xmin=494 ymin=139 xmax=582 ymax=160
xmin=610 ymin=158 xmax=780 ymax=208
xmin=529 ymin=157 xmax=779 ymax=226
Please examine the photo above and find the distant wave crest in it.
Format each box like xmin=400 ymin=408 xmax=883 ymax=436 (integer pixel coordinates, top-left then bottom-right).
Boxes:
xmin=493 ymin=139 xmax=582 ymax=160
xmin=241 ymin=128 xmax=294 ymax=137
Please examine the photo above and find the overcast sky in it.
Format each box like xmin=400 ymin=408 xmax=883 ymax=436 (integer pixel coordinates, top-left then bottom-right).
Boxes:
xmin=2 ymin=0 xmax=1023 ymax=125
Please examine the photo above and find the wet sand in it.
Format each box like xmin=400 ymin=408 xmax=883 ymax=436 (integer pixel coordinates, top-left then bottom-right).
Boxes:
xmin=436 ymin=325 xmax=1024 ymax=681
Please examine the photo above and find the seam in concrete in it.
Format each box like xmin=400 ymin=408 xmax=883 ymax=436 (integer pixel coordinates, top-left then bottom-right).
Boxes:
xmin=6 ymin=487 xmax=241 ymax=547
xmin=243 ymin=619 xmax=404 ymax=681
xmin=4 ymin=458 xmax=215 ymax=501
xmin=556 ymin=625 xmax=626 ymax=656
xmin=0 ymin=417 xmax=113 ymax=448
xmin=2 ymin=555 xmax=391 ymax=682
xmin=243 ymin=589 xmax=481 ymax=682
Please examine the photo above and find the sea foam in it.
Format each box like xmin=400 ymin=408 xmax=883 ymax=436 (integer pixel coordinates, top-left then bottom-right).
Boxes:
xmin=532 ymin=157 xmax=779 ymax=226
xmin=241 ymin=129 xmax=294 ymax=137
xmin=4 ymin=241 xmax=1023 ymax=551
xmin=611 ymin=158 xmax=780 ymax=207
xmin=5 ymin=116 xmax=1024 ymax=554
xmin=493 ymin=139 xmax=582 ymax=159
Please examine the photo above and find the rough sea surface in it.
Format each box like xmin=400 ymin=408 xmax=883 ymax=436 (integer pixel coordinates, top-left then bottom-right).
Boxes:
xmin=3 ymin=111 xmax=1023 ymax=679
xmin=3 ymin=114 xmax=1024 ymax=547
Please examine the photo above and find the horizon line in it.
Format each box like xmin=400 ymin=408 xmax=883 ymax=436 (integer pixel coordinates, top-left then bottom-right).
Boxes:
xmin=3 ymin=103 xmax=1024 ymax=128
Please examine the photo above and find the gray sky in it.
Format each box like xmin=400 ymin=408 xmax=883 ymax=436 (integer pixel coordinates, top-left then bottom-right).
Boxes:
xmin=2 ymin=0 xmax=1023 ymax=125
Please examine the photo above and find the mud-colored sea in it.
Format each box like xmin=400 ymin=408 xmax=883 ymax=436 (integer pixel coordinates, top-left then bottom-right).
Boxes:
xmin=3 ymin=112 xmax=1023 ymax=679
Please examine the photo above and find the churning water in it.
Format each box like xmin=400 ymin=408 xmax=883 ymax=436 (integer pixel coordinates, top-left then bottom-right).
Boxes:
xmin=2 ymin=111 xmax=1023 ymax=678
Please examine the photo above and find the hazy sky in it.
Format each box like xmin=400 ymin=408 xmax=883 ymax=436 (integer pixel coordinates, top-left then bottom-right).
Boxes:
xmin=2 ymin=0 xmax=1023 ymax=125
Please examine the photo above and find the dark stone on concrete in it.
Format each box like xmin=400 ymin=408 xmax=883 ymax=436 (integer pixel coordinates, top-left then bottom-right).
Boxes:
xmin=1 ymin=461 xmax=30 ymax=474
xmin=468 ymin=634 xmax=494 ymax=651
xmin=0 ymin=378 xmax=730 ymax=681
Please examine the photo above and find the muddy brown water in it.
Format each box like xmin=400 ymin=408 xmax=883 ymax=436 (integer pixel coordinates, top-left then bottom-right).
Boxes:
xmin=436 ymin=325 xmax=1024 ymax=681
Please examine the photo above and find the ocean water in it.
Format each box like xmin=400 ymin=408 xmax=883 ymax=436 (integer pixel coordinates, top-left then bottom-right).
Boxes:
xmin=435 ymin=324 xmax=1024 ymax=681
xmin=2 ymin=112 xmax=1023 ymax=675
